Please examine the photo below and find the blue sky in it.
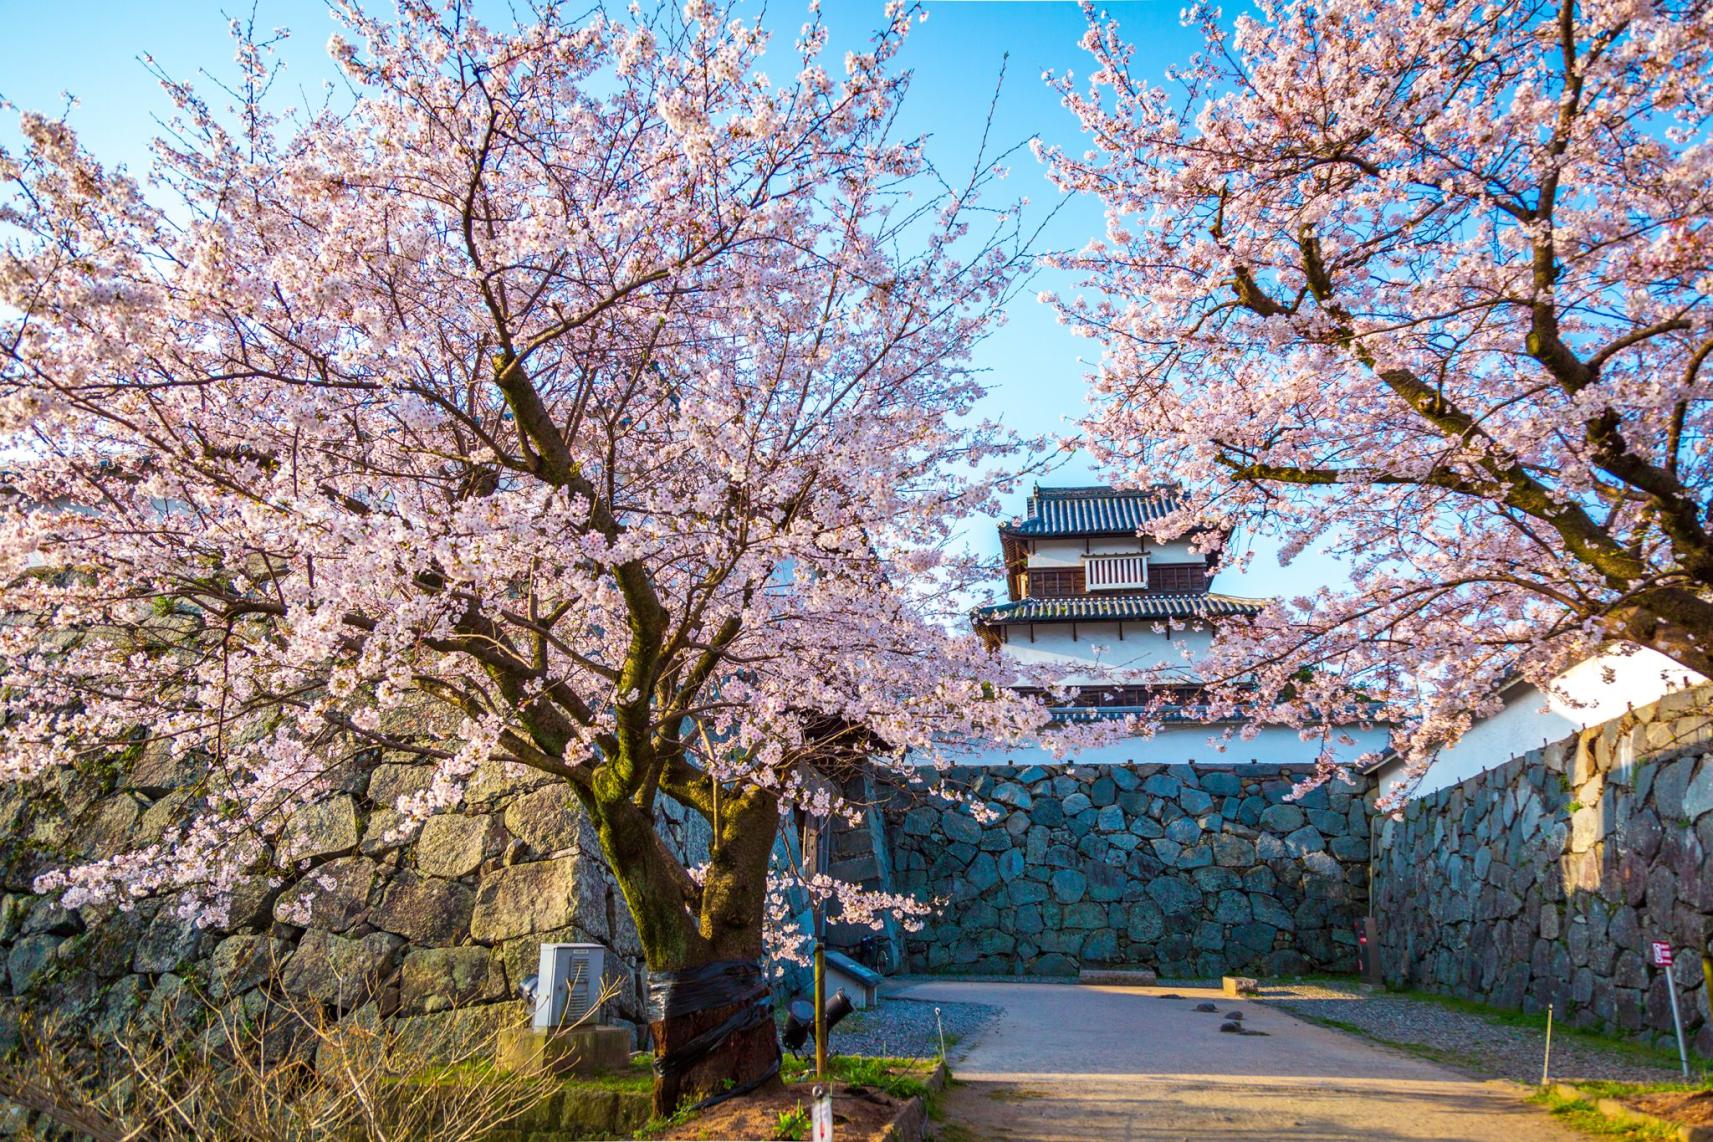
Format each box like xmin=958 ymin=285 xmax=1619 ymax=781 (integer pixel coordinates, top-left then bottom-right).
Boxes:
xmin=0 ymin=0 xmax=1340 ymax=602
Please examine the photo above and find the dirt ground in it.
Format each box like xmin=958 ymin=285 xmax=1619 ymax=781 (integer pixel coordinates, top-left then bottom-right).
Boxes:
xmin=1630 ymin=1087 xmax=1713 ymax=1128
xmin=649 ymin=1079 xmax=906 ymax=1141
xmin=891 ymin=979 xmax=1582 ymax=1141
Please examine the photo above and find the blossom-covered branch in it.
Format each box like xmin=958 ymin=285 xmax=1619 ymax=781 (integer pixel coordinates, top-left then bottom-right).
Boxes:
xmin=1045 ymin=0 xmax=1713 ymax=790
xmin=0 ymin=0 xmax=1057 ymax=1109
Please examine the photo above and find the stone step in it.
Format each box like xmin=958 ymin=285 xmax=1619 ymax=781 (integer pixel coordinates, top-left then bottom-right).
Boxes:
xmin=827 ymin=855 xmax=879 ymax=884
xmin=1078 ymin=967 xmax=1159 ymax=987
xmin=829 ymin=827 xmax=873 ymax=860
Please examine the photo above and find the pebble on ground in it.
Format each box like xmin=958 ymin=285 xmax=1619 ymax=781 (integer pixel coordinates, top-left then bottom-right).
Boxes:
xmin=813 ymin=997 xmax=1001 ymax=1061
xmin=1263 ymin=980 xmax=1689 ymax=1084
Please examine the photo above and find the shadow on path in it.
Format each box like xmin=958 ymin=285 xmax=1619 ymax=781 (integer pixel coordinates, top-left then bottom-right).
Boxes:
xmin=891 ymin=980 xmax=1580 ymax=1141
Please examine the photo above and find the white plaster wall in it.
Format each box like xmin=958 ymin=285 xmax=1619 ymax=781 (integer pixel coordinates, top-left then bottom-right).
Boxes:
xmin=999 ymin=624 xmax=1214 ymax=680
xmin=951 ymin=723 xmax=1392 ymax=768
xmin=1376 ymin=644 xmax=1706 ymax=801
xmin=1024 ymin=536 xmax=1203 ymax=569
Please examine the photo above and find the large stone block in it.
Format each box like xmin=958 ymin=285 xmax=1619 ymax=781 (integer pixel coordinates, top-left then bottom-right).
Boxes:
xmin=504 ymin=786 xmax=588 ymax=856
xmin=368 ymin=763 xmax=434 ymax=809
xmin=134 ymin=908 xmax=212 ymax=975
xmin=1146 ymin=876 xmax=1199 ymax=917
xmin=942 ymin=812 xmax=984 ymax=846
xmin=371 ymin=873 xmax=475 ymax=945
xmin=1652 ymin=756 xmax=1696 ymax=819
xmin=1201 ymin=772 xmax=1242 ymax=797
xmin=1178 ymin=787 xmax=1214 ymax=816
xmin=417 ymin=813 xmax=493 ymax=879
xmin=1126 ymin=901 xmax=1164 ymax=943
xmin=1141 ymin=774 xmax=1181 ymax=798
xmin=7 ymin=934 xmax=62 ymax=994
xmin=1258 ymin=804 xmax=1306 ymax=833
xmin=400 ymin=946 xmax=506 ymax=1013
xmin=281 ymin=929 xmax=404 ymax=1010
xmin=470 ymin=858 xmax=593 ymax=943
xmin=1050 ymin=868 xmax=1087 ymax=904
xmin=901 ymin=807 xmax=937 ymax=837
xmin=1210 ymin=834 xmax=1254 ymax=867
xmin=967 ymin=853 xmax=999 ymax=891
xmin=273 ymin=856 xmax=376 ymax=931
xmin=1213 ymin=891 xmax=1251 ymax=925
xmin=209 ymin=934 xmax=292 ymax=1000
xmin=279 ymin=795 xmax=360 ymax=863
xmin=1683 ymin=760 xmax=1713 ymax=822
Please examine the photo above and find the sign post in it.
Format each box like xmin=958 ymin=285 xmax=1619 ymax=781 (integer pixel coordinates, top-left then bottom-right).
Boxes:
xmin=1650 ymin=941 xmax=1691 ymax=1080
xmin=811 ymin=1083 xmax=833 ymax=1142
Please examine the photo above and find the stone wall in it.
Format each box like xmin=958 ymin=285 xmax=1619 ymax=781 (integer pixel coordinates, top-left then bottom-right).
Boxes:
xmin=888 ymin=764 xmax=1370 ymax=978
xmin=1373 ymin=687 xmax=1713 ymax=1054
xmin=0 ymin=749 xmax=709 ymax=1052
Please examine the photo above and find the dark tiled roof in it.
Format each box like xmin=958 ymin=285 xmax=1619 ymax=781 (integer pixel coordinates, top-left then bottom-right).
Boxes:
xmin=1000 ymin=485 xmax=1180 ymax=538
xmin=973 ymin=592 xmax=1266 ymax=625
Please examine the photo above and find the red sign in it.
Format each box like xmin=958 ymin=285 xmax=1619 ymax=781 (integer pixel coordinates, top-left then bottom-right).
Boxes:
xmin=1651 ymin=941 xmax=1674 ymax=967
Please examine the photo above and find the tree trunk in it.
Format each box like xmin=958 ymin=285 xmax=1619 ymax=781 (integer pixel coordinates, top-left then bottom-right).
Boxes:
xmin=587 ymin=786 xmax=785 ymax=1118
xmin=649 ymin=985 xmax=782 ymax=1118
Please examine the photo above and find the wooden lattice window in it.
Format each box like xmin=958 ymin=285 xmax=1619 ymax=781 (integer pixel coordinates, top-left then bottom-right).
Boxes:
xmin=1147 ymin=562 xmax=1209 ymax=594
xmin=1024 ymin=568 xmax=1086 ymax=597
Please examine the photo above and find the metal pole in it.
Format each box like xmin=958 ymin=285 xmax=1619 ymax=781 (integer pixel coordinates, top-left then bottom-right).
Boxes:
xmin=1541 ymin=1004 xmax=1553 ymax=1085
xmin=1665 ymin=959 xmax=1690 ymax=1080
xmin=814 ymin=942 xmax=828 ymax=1081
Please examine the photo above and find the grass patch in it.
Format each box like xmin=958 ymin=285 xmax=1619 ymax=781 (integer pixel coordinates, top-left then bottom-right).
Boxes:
xmin=778 ymin=1054 xmax=934 ymax=1100
xmin=1277 ymin=974 xmax=1707 ymax=1079
xmin=554 ymin=1055 xmax=655 ymax=1095
xmin=1527 ymin=1087 xmax=1677 ymax=1139
xmin=933 ymin=1125 xmax=984 ymax=1142
xmin=1572 ymin=1078 xmax=1713 ymax=1099
xmin=772 ymin=1103 xmax=811 ymax=1140
xmin=1296 ymin=1013 xmax=1487 ymax=1073
xmin=635 ymin=1101 xmax=698 ymax=1137
xmin=1381 ymin=987 xmax=1697 ymax=1072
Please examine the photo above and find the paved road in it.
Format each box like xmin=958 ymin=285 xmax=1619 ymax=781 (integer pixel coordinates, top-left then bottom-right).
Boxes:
xmin=889 ymin=980 xmax=1581 ymax=1141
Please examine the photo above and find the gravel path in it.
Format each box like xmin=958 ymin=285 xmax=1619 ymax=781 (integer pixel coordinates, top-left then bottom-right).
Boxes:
xmin=1257 ymin=979 xmax=1687 ymax=1085
xmin=821 ymin=996 xmax=1001 ymax=1060
xmin=893 ymin=979 xmax=1582 ymax=1141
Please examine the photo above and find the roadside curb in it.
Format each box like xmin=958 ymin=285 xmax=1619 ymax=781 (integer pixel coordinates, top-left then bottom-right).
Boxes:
xmin=1550 ymin=1081 xmax=1713 ymax=1141
xmin=878 ymin=1060 xmax=949 ymax=1142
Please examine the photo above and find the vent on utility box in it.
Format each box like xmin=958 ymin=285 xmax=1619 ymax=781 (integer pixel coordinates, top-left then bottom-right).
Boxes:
xmin=531 ymin=943 xmax=607 ymax=1031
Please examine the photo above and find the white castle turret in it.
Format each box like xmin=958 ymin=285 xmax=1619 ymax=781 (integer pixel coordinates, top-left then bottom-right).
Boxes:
xmin=968 ymin=485 xmax=1388 ymax=767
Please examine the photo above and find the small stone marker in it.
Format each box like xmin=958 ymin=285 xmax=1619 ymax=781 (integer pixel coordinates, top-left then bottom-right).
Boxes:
xmin=1193 ymin=1002 xmax=1218 ymax=1012
xmin=1224 ymin=1010 xmax=1243 ymax=1020
xmin=1219 ymin=1020 xmax=1242 ymax=1033
xmin=1222 ymin=976 xmax=1259 ymax=997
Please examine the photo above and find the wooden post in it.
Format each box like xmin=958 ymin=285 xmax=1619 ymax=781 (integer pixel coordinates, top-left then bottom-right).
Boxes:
xmin=814 ymin=943 xmax=828 ymax=1080
xmin=1702 ymin=951 xmax=1713 ymax=1029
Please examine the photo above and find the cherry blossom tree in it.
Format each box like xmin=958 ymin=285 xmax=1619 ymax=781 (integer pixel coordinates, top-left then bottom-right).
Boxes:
xmin=1044 ymin=0 xmax=1713 ymax=785
xmin=0 ymin=0 xmax=1050 ymax=1110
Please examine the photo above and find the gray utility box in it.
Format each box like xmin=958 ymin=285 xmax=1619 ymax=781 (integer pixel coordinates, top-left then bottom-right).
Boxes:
xmin=532 ymin=943 xmax=608 ymax=1031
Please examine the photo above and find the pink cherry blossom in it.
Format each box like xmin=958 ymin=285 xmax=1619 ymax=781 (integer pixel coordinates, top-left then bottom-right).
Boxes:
xmin=1045 ymin=0 xmax=1713 ymax=796
xmin=0 ymin=2 xmax=1072 ymax=1101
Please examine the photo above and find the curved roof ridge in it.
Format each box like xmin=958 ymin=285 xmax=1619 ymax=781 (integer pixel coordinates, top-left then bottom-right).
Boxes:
xmin=973 ymin=591 xmax=1268 ymax=625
